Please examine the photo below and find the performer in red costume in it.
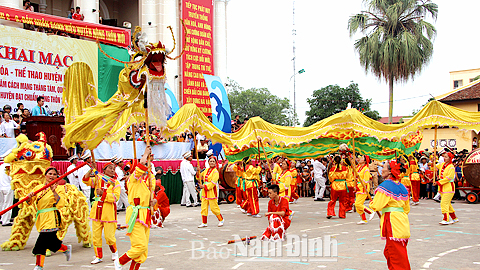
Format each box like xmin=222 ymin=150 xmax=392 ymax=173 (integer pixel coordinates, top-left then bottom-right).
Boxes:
xmin=152 ymin=179 xmax=170 ymax=228
xmin=261 ymin=184 xmax=291 ymax=241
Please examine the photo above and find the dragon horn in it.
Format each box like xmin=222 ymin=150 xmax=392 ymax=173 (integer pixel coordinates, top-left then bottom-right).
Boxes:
xmin=166 ymin=19 xmax=187 ymax=60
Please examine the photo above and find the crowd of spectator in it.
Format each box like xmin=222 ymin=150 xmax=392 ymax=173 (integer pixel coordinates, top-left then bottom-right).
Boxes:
xmin=22 ymin=1 xmax=85 ymax=38
xmin=0 ymin=96 xmax=64 ymax=138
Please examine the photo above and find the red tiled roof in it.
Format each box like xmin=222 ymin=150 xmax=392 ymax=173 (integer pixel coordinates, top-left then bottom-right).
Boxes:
xmin=378 ymin=116 xmax=405 ymax=124
xmin=439 ymin=80 xmax=480 ymax=102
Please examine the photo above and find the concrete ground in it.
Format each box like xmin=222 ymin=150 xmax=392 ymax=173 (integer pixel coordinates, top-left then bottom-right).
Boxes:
xmin=0 ymin=197 xmax=479 ymax=270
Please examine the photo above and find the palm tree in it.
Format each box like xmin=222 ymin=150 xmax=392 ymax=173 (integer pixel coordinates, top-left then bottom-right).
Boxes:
xmin=348 ymin=0 xmax=438 ymax=124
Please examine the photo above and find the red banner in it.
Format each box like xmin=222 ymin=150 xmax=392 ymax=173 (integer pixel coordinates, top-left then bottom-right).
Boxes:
xmin=181 ymin=0 xmax=214 ymax=115
xmin=0 ymin=6 xmax=130 ymax=48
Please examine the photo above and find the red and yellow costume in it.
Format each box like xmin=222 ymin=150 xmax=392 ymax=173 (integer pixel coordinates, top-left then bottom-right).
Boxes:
xmin=289 ymin=168 xmax=300 ymax=202
xmin=241 ymin=164 xmax=261 ymax=215
xmin=152 ymin=182 xmax=170 ymax=227
xmin=117 ymin=162 xmax=155 ymax=269
xmin=277 ymin=169 xmax=292 ymax=200
xmin=369 ymin=161 xmax=411 ymax=270
xmin=232 ymin=164 xmax=246 ymax=207
xmin=272 ymin=162 xmax=281 ymax=183
xmin=409 ymin=158 xmax=421 ymax=203
xmin=200 ymin=167 xmax=223 ymax=224
xmin=30 ymin=183 xmax=70 ymax=268
xmin=436 ymin=160 xmax=457 ymax=222
xmin=261 ymin=196 xmax=291 ymax=241
xmin=327 ymin=164 xmax=349 ymax=218
xmin=345 ymin=165 xmax=355 ymax=212
xmin=400 ymin=159 xmax=412 ymax=197
xmin=83 ymin=169 xmax=121 ymax=260
xmin=355 ymin=164 xmax=371 ymax=222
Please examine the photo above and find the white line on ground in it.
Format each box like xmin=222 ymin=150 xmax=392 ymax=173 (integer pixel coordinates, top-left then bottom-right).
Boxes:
xmin=231 ymin=262 xmax=244 ymax=269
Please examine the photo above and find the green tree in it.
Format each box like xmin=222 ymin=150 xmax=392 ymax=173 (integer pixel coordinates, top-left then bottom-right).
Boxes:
xmin=227 ymin=78 xmax=298 ymax=126
xmin=348 ymin=0 xmax=438 ymax=124
xmin=304 ymin=82 xmax=380 ymax=126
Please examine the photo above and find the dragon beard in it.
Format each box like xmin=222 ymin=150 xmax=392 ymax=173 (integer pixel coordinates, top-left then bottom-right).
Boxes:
xmin=145 ymin=78 xmax=169 ymax=128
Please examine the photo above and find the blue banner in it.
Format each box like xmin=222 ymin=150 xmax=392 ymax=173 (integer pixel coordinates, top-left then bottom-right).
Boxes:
xmin=165 ymin=83 xmax=180 ymax=119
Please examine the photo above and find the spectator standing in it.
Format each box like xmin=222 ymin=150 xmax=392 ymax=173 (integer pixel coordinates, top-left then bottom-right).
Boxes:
xmin=196 ymin=138 xmax=209 ymax=159
xmin=23 ymin=1 xmax=35 ymax=30
xmin=0 ymin=162 xmax=13 ymax=226
xmin=180 ymin=152 xmax=199 ymax=207
xmin=3 ymin=105 xmax=11 ymax=115
xmin=68 ymin=8 xmax=74 ymax=19
xmin=31 ymin=96 xmax=49 ymax=116
xmin=14 ymin=103 xmax=23 ymax=113
xmin=312 ymin=157 xmax=327 ymax=201
xmin=72 ymin=6 xmax=84 ymax=21
xmin=0 ymin=112 xmax=19 ymax=138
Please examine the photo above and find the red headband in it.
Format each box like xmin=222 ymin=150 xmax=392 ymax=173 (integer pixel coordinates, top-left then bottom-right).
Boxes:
xmin=389 ymin=160 xmax=401 ymax=179
xmin=103 ymin=162 xmax=115 ymax=171
xmin=446 ymin=152 xmax=454 ymax=160
xmin=364 ymin=155 xmax=370 ymax=164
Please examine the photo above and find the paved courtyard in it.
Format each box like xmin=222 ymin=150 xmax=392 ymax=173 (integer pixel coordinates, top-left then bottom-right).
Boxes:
xmin=0 ymin=198 xmax=479 ymax=270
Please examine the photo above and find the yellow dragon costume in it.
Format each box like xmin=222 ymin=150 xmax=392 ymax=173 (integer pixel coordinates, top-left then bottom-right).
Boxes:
xmin=1 ymin=133 xmax=91 ymax=251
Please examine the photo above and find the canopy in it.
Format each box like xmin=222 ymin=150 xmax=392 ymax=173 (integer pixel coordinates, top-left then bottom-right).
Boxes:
xmin=161 ymin=103 xmax=231 ymax=145
xmin=393 ymin=100 xmax=480 ymax=133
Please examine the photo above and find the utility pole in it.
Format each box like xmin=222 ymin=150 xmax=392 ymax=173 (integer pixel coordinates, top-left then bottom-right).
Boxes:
xmin=292 ymin=0 xmax=296 ymax=123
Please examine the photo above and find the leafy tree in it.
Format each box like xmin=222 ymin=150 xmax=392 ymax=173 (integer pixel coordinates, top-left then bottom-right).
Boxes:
xmin=348 ymin=0 xmax=438 ymax=124
xmin=304 ymin=82 xmax=380 ymax=126
xmin=227 ymin=78 xmax=298 ymax=126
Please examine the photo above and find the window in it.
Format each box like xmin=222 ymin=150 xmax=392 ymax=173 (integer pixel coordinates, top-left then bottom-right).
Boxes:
xmin=453 ymin=80 xmax=463 ymax=89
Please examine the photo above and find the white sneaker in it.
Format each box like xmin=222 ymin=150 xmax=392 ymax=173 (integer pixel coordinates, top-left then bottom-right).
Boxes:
xmin=64 ymin=244 xmax=72 ymax=261
xmin=451 ymin=218 xmax=459 ymax=223
xmin=246 ymin=213 xmax=252 ymax=216
xmin=347 ymin=210 xmax=354 ymax=213
xmin=439 ymin=220 xmax=450 ymax=225
xmin=218 ymin=220 xmax=224 ymax=227
xmin=33 ymin=266 xmax=43 ymax=270
xmin=240 ymin=208 xmax=247 ymax=214
xmin=91 ymin=257 xmax=103 ymax=264
xmin=114 ymin=258 xmax=123 ymax=270
xmin=252 ymin=214 xmax=262 ymax=218
xmin=368 ymin=213 xmax=376 ymax=221
xmin=198 ymin=223 xmax=208 ymax=228
xmin=289 ymin=211 xmax=295 ymax=220
xmin=357 ymin=220 xmax=367 ymax=225
xmin=237 ymin=205 xmax=241 ymax=208
xmin=112 ymin=251 xmax=118 ymax=261
xmin=293 ymin=199 xmax=298 ymax=204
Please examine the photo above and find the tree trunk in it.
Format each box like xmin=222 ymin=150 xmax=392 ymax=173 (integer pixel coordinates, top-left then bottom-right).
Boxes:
xmin=388 ymin=77 xmax=394 ymax=124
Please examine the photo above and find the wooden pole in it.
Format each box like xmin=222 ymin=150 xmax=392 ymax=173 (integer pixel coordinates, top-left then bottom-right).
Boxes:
xmin=432 ymin=125 xmax=438 ymax=182
xmin=350 ymin=130 xmax=372 ymax=200
xmin=192 ymin=127 xmax=201 ymax=182
xmin=0 ymin=162 xmax=88 ymax=216
xmin=144 ymin=93 xmax=154 ymax=215
xmin=132 ymin=124 xmax=137 ymax=160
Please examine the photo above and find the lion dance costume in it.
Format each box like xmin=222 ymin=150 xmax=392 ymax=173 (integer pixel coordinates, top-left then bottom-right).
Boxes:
xmin=1 ymin=133 xmax=91 ymax=251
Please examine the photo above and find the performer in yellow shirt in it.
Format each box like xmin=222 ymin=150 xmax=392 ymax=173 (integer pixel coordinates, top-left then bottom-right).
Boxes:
xmin=369 ymin=160 xmax=411 ymax=270
xmin=399 ymin=156 xmax=412 ymax=200
xmin=435 ymin=152 xmax=458 ymax=225
xmin=345 ymin=159 xmax=356 ymax=213
xmin=289 ymin=162 xmax=300 ymax=203
xmin=232 ymin=161 xmax=246 ymax=208
xmin=115 ymin=146 xmax=156 ymax=270
xmin=242 ymin=159 xmax=262 ymax=217
xmin=198 ymin=156 xmax=224 ymax=228
xmin=277 ymin=159 xmax=292 ymax=200
xmin=28 ymin=167 xmax=72 ymax=270
xmin=83 ymin=162 xmax=121 ymax=264
xmin=409 ymin=155 xmax=421 ymax=205
xmin=327 ymin=156 xmax=348 ymax=219
xmin=271 ymin=156 xmax=282 ymax=184
xmin=355 ymin=155 xmax=372 ymax=224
